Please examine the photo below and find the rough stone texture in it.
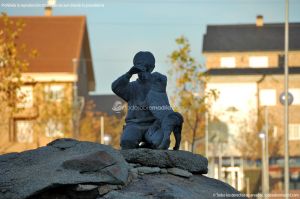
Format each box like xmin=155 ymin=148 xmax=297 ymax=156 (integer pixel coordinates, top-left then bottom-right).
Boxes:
xmin=129 ymin=168 xmax=139 ymax=179
xmin=0 ymin=139 xmax=245 ymax=199
xmin=129 ymin=168 xmax=138 ymax=173
xmin=128 ymin=163 xmax=141 ymax=168
xmin=120 ymin=148 xmax=208 ymax=174
xmin=137 ymin=166 xmax=160 ymax=174
xmin=98 ymin=185 xmax=121 ymax=196
xmin=99 ymin=174 xmax=247 ymax=199
xmin=167 ymin=168 xmax=193 ymax=178
xmin=102 ymin=190 xmax=150 ymax=199
xmin=76 ymin=184 xmax=98 ymax=191
xmin=160 ymin=168 xmax=168 ymax=174
xmin=0 ymin=139 xmax=129 ymax=199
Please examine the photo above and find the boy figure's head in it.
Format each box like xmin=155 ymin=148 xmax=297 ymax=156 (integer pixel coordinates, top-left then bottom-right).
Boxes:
xmin=132 ymin=51 xmax=155 ymax=82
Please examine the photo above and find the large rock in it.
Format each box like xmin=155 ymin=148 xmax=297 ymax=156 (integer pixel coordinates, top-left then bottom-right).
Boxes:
xmin=167 ymin=168 xmax=193 ymax=178
xmin=120 ymin=148 xmax=208 ymax=174
xmin=101 ymin=174 xmax=247 ymax=199
xmin=0 ymin=139 xmax=246 ymax=199
xmin=0 ymin=139 xmax=129 ymax=199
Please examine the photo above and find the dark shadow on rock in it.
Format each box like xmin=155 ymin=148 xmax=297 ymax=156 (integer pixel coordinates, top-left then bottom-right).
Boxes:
xmin=28 ymin=184 xmax=99 ymax=199
xmin=0 ymin=139 xmax=128 ymax=199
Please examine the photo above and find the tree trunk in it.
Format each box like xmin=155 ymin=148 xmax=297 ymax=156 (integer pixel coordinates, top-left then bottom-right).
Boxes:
xmin=191 ymin=130 xmax=196 ymax=153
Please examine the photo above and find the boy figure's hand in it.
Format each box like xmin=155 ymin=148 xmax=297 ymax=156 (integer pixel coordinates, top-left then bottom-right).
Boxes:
xmin=128 ymin=66 xmax=144 ymax=75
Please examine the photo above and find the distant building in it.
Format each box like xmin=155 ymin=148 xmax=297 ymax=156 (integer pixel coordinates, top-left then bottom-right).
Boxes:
xmin=0 ymin=15 xmax=95 ymax=153
xmin=203 ymin=16 xmax=300 ymax=191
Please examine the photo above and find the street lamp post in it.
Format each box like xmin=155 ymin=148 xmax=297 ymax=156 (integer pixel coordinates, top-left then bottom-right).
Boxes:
xmin=259 ymin=131 xmax=266 ymax=198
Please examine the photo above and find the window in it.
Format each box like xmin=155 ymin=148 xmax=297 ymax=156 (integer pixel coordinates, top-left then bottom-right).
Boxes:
xmin=16 ymin=86 xmax=33 ymax=108
xmin=45 ymin=120 xmax=64 ymax=138
xmin=221 ymin=57 xmax=236 ymax=68
xmin=259 ymin=89 xmax=276 ymax=106
xmin=44 ymin=84 xmax=64 ymax=101
xmin=289 ymin=124 xmax=300 ymax=140
xmin=249 ymin=56 xmax=269 ymax=68
xmin=15 ymin=120 xmax=33 ymax=143
xmin=289 ymin=89 xmax=300 ymax=105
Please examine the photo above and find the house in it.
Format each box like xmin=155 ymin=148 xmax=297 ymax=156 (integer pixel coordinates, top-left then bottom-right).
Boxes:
xmin=0 ymin=15 xmax=95 ymax=154
xmin=203 ymin=16 xmax=300 ymax=192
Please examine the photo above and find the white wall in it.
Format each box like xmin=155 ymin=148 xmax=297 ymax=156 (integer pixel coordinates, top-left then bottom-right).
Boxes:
xmin=206 ymin=82 xmax=258 ymax=156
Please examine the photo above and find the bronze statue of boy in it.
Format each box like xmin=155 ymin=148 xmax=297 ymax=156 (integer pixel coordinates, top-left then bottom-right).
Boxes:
xmin=112 ymin=51 xmax=183 ymax=150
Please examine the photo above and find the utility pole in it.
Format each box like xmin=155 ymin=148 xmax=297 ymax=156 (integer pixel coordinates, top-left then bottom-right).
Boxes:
xmin=265 ymin=107 xmax=269 ymax=195
xmin=72 ymin=58 xmax=79 ymax=139
xmin=205 ymin=112 xmax=209 ymax=157
xmin=231 ymin=156 xmax=235 ymax=188
xmin=100 ymin=116 xmax=104 ymax=144
xmin=218 ymin=143 xmax=223 ymax=180
xmin=284 ymin=0 xmax=290 ymax=198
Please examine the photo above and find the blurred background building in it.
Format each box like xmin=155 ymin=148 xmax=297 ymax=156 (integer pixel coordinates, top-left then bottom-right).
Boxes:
xmin=0 ymin=12 xmax=95 ymax=153
xmin=203 ymin=15 xmax=300 ymax=194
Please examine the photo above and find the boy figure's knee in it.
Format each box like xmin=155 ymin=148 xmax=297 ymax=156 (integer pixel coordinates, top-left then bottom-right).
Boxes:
xmin=120 ymin=139 xmax=138 ymax=149
xmin=120 ymin=124 xmax=145 ymax=149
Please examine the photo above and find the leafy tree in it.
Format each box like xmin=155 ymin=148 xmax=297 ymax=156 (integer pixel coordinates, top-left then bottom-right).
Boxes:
xmin=0 ymin=13 xmax=36 ymax=107
xmin=79 ymin=100 xmax=100 ymax=142
xmin=33 ymin=83 xmax=73 ymax=146
xmin=102 ymin=112 xmax=125 ymax=148
xmin=168 ymin=36 xmax=218 ymax=153
xmin=236 ymin=108 xmax=282 ymax=160
xmin=79 ymin=99 xmax=125 ymax=149
xmin=0 ymin=13 xmax=36 ymax=146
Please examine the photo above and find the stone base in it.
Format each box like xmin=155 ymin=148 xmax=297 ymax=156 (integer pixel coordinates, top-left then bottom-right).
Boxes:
xmin=0 ymin=139 xmax=247 ymax=199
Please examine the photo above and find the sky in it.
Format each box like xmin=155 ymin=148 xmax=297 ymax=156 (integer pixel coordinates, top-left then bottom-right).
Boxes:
xmin=1 ymin=0 xmax=300 ymax=94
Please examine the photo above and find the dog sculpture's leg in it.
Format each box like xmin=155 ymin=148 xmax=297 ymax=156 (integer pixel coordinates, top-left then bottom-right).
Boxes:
xmin=173 ymin=124 xmax=182 ymax=150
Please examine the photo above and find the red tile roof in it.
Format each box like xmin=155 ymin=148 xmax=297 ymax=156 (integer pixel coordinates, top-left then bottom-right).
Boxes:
xmin=0 ymin=16 xmax=95 ymax=90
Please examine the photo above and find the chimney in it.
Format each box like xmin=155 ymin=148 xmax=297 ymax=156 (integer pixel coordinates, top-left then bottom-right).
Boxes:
xmin=256 ymin=15 xmax=264 ymax=27
xmin=44 ymin=0 xmax=56 ymax=16
xmin=44 ymin=6 xmax=52 ymax=16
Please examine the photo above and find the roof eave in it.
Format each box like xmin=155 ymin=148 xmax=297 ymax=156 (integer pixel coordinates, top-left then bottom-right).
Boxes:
xmin=80 ymin=17 xmax=95 ymax=92
xmin=206 ymin=67 xmax=300 ymax=76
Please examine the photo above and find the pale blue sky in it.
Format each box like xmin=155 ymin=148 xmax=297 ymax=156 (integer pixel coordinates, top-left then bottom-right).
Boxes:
xmin=2 ymin=0 xmax=300 ymax=94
